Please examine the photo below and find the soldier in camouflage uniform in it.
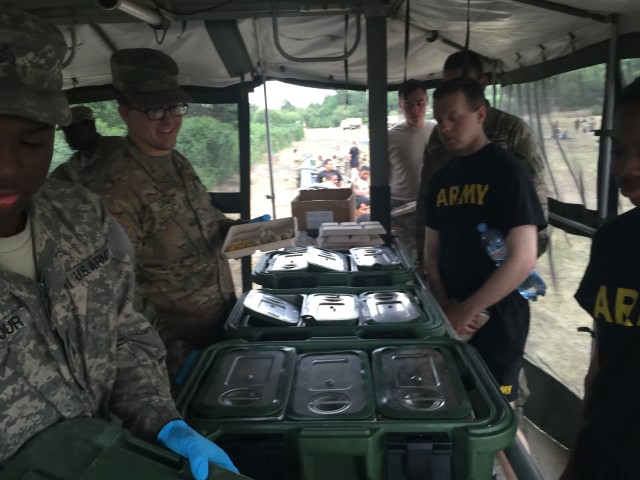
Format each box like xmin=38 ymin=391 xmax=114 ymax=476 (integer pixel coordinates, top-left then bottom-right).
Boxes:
xmin=54 ymin=105 xmax=126 ymax=184
xmin=53 ymin=48 xmax=238 ymax=379
xmin=0 ymin=7 xmax=236 ymax=476
xmin=416 ymin=50 xmax=549 ymax=269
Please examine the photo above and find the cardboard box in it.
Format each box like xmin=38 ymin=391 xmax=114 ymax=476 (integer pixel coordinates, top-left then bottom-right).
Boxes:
xmin=222 ymin=217 xmax=295 ymax=259
xmin=291 ymin=188 xmax=355 ymax=231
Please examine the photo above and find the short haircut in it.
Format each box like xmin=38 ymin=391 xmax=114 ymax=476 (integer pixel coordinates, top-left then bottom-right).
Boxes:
xmin=359 ymin=165 xmax=370 ymax=171
xmin=433 ymin=78 xmax=486 ymax=111
xmin=398 ymin=79 xmax=426 ymax=100
xmin=323 ymin=158 xmax=333 ymax=166
xmin=616 ymin=76 xmax=640 ymax=110
xmin=355 ymin=195 xmax=370 ymax=207
xmin=443 ymin=50 xmax=484 ymax=77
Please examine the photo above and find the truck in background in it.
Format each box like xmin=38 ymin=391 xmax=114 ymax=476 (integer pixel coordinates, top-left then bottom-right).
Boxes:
xmin=340 ymin=117 xmax=363 ymax=130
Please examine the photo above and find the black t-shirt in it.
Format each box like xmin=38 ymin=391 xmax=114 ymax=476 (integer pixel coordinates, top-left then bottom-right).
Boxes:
xmin=349 ymin=146 xmax=360 ymax=168
xmin=425 ymin=143 xmax=546 ymax=363
xmin=575 ymin=207 xmax=640 ymax=472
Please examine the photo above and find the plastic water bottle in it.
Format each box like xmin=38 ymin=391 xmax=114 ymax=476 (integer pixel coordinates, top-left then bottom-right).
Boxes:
xmin=477 ymin=223 xmax=546 ymax=301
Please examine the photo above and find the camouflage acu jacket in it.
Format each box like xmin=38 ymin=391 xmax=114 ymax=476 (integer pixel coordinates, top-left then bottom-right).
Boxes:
xmin=52 ymin=134 xmax=126 ymax=184
xmin=67 ymin=140 xmax=236 ymax=368
xmin=416 ymin=105 xmax=549 ymax=260
xmin=0 ymin=179 xmax=179 ymax=463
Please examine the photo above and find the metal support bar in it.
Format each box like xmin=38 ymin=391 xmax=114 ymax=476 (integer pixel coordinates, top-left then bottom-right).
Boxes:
xmin=504 ymin=434 xmax=546 ymax=480
xmin=509 ymin=0 xmax=610 ymax=23
xmin=238 ymin=84 xmax=253 ymax=292
xmin=365 ymin=14 xmax=390 ymax=233
xmin=597 ymin=19 xmax=619 ymax=221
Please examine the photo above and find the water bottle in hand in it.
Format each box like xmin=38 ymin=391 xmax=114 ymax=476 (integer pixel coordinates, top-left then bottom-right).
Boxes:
xmin=477 ymin=223 xmax=546 ymax=301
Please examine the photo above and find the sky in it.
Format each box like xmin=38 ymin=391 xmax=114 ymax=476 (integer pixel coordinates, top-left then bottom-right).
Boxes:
xmin=249 ymin=80 xmax=336 ymax=109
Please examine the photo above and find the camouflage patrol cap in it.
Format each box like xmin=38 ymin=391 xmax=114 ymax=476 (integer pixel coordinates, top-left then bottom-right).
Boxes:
xmin=111 ymin=48 xmax=192 ymax=109
xmin=0 ymin=7 xmax=71 ymax=127
xmin=69 ymin=105 xmax=94 ymax=124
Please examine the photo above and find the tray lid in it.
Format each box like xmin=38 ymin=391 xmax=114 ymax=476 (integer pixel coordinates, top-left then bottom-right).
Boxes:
xmin=349 ymin=246 xmax=402 ymax=270
xmin=267 ymin=251 xmax=309 ymax=272
xmin=192 ymin=346 xmax=296 ymax=419
xmin=306 ymin=247 xmax=350 ymax=272
xmin=360 ymin=291 xmax=423 ymax=324
xmin=242 ymin=290 xmax=300 ymax=326
xmin=372 ymin=346 xmax=472 ymax=420
xmin=288 ymin=351 xmax=375 ymax=421
xmin=301 ymin=294 xmax=360 ymax=324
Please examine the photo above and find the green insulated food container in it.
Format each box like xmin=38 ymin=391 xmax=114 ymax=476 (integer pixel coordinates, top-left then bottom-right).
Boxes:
xmin=252 ymin=244 xmax=414 ymax=289
xmin=0 ymin=418 xmax=251 ymax=479
xmin=175 ymin=338 xmax=516 ymax=480
xmin=223 ymin=286 xmax=446 ymax=342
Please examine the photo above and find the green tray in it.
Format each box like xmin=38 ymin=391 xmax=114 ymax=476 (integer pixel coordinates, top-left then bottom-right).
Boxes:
xmin=223 ymin=286 xmax=446 ymax=342
xmin=0 ymin=418 xmax=251 ymax=479
xmin=175 ymin=337 xmax=516 ymax=480
xmin=252 ymin=245 xmax=415 ymax=289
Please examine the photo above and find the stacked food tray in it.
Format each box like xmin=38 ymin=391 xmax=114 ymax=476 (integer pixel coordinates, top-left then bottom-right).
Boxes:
xmin=252 ymin=245 xmax=415 ymax=288
xmin=223 ymin=286 xmax=446 ymax=341
xmin=174 ymin=338 xmax=516 ymax=480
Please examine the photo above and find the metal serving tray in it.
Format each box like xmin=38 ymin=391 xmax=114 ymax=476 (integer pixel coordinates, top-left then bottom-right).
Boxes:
xmin=300 ymin=294 xmax=360 ymax=325
xmin=373 ymin=346 xmax=467 ymax=419
xmin=267 ymin=251 xmax=309 ymax=272
xmin=191 ymin=346 xmax=296 ymax=420
xmin=289 ymin=351 xmax=375 ymax=420
xmin=349 ymin=246 xmax=402 ymax=270
xmin=360 ymin=291 xmax=422 ymax=324
xmin=306 ymin=247 xmax=350 ymax=272
xmin=242 ymin=290 xmax=301 ymax=326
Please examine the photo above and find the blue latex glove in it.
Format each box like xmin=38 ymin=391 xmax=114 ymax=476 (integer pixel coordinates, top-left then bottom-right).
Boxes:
xmin=157 ymin=420 xmax=239 ymax=478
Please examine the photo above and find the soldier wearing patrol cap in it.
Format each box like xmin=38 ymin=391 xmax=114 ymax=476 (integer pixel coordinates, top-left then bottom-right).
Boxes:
xmin=53 ymin=105 xmax=125 ymax=183
xmin=55 ymin=47 xmax=238 ymax=380
xmin=0 ymin=7 xmax=237 ymax=477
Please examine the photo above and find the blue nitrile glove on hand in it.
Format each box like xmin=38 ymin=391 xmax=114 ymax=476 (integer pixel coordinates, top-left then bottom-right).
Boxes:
xmin=157 ymin=420 xmax=239 ymax=478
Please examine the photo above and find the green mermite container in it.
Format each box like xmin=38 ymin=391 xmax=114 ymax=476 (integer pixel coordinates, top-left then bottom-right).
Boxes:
xmin=175 ymin=338 xmax=516 ymax=480
xmin=223 ymin=286 xmax=446 ymax=341
xmin=0 ymin=418 xmax=251 ymax=480
xmin=252 ymin=245 xmax=415 ymax=289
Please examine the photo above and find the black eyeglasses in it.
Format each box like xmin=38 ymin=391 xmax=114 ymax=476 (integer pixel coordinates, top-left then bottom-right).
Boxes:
xmin=142 ymin=103 xmax=188 ymax=121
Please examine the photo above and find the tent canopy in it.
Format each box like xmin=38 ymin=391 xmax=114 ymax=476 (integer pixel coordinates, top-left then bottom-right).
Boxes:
xmin=18 ymin=0 xmax=640 ymax=93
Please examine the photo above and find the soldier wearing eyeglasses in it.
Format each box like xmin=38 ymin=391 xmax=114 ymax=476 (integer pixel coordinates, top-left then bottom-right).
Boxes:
xmin=53 ymin=48 xmax=237 ymax=381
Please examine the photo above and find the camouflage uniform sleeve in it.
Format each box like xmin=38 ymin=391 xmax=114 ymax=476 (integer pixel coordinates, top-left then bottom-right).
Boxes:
xmin=103 ymin=193 xmax=144 ymax=253
xmin=106 ymin=215 xmax=180 ymax=440
xmin=511 ymin=124 xmax=550 ymax=256
xmin=415 ymin=131 xmax=448 ymax=261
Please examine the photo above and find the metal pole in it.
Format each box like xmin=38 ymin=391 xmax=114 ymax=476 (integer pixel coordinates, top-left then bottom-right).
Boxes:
xmin=597 ymin=19 xmax=619 ymax=221
xmin=261 ymin=74 xmax=278 ymax=220
xmin=366 ymin=13 xmax=390 ymax=233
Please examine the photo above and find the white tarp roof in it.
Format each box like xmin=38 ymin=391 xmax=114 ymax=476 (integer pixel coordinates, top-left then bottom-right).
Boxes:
xmin=21 ymin=0 xmax=640 ymax=91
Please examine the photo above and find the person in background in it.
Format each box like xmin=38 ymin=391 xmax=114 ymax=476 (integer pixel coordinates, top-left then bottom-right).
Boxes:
xmin=416 ymin=49 xmax=549 ymax=274
xmin=52 ymin=48 xmax=238 ymax=380
xmin=348 ymin=140 xmax=360 ymax=180
xmin=424 ymin=78 xmax=545 ymax=480
xmin=559 ymin=76 xmax=640 ymax=480
xmin=353 ymin=164 xmax=370 ymax=197
xmin=54 ymin=105 xmax=125 ymax=183
xmin=355 ymin=195 xmax=370 ymax=220
xmin=0 ymin=7 xmax=237 ymax=478
xmin=388 ymin=79 xmax=436 ymax=261
xmin=316 ymin=158 xmax=343 ymax=186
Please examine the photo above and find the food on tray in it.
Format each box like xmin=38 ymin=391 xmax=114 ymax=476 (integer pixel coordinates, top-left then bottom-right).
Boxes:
xmin=225 ymin=228 xmax=295 ymax=252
